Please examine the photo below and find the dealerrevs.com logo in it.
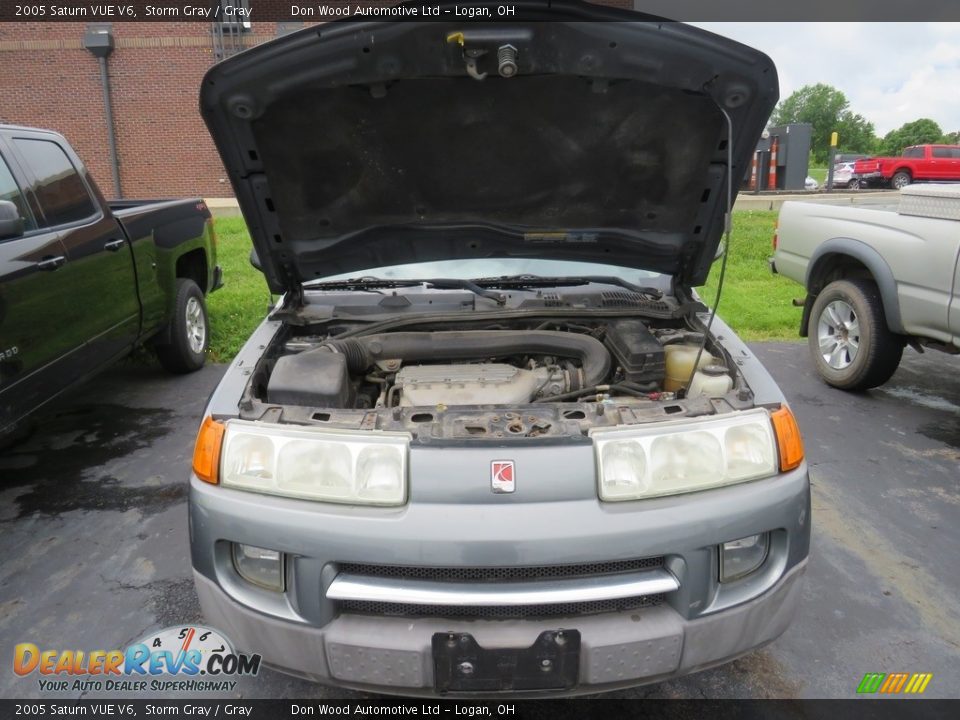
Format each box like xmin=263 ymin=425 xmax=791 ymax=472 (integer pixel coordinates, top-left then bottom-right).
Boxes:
xmin=14 ymin=625 xmax=261 ymax=693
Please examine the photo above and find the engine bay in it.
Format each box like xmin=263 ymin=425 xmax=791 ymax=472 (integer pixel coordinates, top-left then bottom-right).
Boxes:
xmin=239 ymin=315 xmax=753 ymax=440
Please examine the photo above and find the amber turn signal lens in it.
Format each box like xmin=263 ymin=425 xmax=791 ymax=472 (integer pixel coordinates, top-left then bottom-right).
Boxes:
xmin=770 ymin=406 xmax=804 ymax=471
xmin=193 ymin=416 xmax=225 ymax=484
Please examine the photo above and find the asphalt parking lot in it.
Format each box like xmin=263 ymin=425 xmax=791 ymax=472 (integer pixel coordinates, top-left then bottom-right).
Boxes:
xmin=1 ymin=343 xmax=958 ymax=699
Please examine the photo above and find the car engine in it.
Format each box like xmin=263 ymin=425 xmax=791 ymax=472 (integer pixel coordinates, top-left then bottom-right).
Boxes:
xmin=393 ymin=362 xmax=571 ymax=407
xmin=238 ymin=318 xmax=745 ymax=438
xmin=258 ymin=320 xmax=733 ymax=410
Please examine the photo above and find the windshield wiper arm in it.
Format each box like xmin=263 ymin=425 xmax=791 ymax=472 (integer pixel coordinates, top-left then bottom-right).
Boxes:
xmin=305 ymin=277 xmax=507 ymax=305
xmin=469 ymin=275 xmax=663 ymax=299
xmin=305 ymin=275 xmax=661 ymax=304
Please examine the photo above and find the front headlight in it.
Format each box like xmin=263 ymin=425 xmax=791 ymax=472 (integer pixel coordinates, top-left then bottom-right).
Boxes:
xmin=220 ymin=420 xmax=409 ymax=506
xmin=591 ymin=409 xmax=777 ymax=501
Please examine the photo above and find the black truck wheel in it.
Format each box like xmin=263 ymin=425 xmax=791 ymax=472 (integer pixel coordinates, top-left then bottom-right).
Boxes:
xmin=891 ymin=171 xmax=911 ymax=190
xmin=0 ymin=419 xmax=36 ymax=451
xmin=156 ymin=278 xmax=208 ymax=374
xmin=807 ymin=279 xmax=903 ymax=391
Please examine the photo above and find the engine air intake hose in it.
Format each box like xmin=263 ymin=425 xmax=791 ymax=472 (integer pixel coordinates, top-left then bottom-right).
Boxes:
xmin=319 ymin=331 xmax=611 ymax=388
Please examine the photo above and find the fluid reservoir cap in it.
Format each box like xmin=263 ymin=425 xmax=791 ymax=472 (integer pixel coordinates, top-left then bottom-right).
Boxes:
xmin=702 ymin=364 xmax=729 ymax=376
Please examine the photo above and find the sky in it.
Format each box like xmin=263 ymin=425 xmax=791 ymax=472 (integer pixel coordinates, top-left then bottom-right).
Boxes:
xmin=691 ymin=23 xmax=960 ymax=136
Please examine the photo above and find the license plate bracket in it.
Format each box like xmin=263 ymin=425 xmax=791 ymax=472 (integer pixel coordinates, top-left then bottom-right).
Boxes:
xmin=432 ymin=629 xmax=580 ymax=693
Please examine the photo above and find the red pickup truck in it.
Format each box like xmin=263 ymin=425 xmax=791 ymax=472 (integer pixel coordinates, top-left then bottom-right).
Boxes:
xmin=853 ymin=144 xmax=960 ymax=189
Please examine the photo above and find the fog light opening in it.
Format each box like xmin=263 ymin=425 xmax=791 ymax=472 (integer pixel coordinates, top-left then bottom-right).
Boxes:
xmin=719 ymin=532 xmax=770 ymax=583
xmin=232 ymin=543 xmax=285 ymax=592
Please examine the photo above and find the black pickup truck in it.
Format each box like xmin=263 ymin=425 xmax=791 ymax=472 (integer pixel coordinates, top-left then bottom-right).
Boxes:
xmin=0 ymin=125 xmax=221 ymax=438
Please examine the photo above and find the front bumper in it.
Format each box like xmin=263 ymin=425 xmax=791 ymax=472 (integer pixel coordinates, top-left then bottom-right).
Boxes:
xmin=195 ymin=561 xmax=806 ymax=695
xmin=189 ymin=458 xmax=810 ymax=694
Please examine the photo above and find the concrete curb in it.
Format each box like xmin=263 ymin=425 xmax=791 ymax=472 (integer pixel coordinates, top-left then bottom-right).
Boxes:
xmin=204 ymin=198 xmax=244 ymax=218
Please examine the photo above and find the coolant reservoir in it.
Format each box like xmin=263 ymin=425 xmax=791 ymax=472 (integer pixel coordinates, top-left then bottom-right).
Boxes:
xmin=687 ymin=364 xmax=734 ymax=399
xmin=663 ymin=343 xmax=717 ymax=392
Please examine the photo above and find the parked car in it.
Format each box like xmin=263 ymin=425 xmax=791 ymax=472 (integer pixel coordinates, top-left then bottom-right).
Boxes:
xmin=853 ymin=144 xmax=960 ymax=189
xmin=805 ymin=176 xmax=819 ymax=191
xmin=0 ymin=125 xmax=221 ymax=438
xmin=830 ymin=161 xmax=859 ymax=189
xmin=189 ymin=15 xmax=809 ymax=695
xmin=771 ymin=184 xmax=960 ymax=390
xmin=834 ymin=153 xmax=869 ymax=165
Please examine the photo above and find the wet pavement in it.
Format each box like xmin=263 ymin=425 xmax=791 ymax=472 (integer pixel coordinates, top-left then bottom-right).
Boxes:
xmin=1 ymin=344 xmax=958 ymax=699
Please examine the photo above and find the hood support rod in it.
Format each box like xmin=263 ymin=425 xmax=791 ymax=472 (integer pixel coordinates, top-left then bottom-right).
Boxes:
xmin=686 ymin=105 xmax=734 ymax=391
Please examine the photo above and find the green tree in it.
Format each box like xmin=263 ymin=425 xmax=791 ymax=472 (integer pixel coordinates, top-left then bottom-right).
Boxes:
xmin=835 ymin=111 xmax=878 ymax=156
xmin=877 ymin=118 xmax=943 ymax=156
xmin=770 ymin=84 xmax=876 ymax=164
xmin=941 ymin=130 xmax=960 ymax=145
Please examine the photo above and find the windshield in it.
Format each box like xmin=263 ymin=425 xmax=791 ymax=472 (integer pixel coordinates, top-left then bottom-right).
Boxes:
xmin=313 ymin=259 xmax=667 ymax=287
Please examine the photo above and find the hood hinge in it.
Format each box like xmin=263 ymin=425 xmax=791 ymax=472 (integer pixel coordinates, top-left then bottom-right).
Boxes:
xmin=284 ymin=278 xmax=304 ymax=309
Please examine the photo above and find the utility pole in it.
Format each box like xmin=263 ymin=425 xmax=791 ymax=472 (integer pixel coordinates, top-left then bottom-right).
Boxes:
xmin=825 ymin=132 xmax=838 ymax=193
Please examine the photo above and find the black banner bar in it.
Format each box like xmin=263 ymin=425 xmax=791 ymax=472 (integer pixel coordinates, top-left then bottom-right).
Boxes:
xmin=1 ymin=700 xmax=959 ymax=719
xmin=2 ymin=0 xmax=960 ymax=22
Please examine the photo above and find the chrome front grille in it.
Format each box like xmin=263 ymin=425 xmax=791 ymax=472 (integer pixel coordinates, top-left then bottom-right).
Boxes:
xmin=330 ymin=557 xmax=674 ymax=621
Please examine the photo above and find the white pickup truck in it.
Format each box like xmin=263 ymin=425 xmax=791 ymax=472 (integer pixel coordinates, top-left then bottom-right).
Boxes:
xmin=772 ymin=184 xmax=960 ymax=390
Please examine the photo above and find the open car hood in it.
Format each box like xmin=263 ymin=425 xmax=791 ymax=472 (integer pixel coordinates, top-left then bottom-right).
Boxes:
xmin=201 ymin=1 xmax=778 ymax=296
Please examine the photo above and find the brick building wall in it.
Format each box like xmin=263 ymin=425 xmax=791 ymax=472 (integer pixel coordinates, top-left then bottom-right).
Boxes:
xmin=0 ymin=21 xmax=269 ymax=198
xmin=0 ymin=1 xmax=632 ymax=199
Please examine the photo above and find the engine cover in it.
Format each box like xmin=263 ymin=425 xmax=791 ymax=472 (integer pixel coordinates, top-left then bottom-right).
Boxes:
xmin=396 ymin=363 xmax=558 ymax=407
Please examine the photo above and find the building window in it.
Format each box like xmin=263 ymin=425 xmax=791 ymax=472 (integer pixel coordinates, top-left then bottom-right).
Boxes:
xmin=218 ymin=0 xmax=251 ymax=32
xmin=212 ymin=0 xmax=251 ymax=61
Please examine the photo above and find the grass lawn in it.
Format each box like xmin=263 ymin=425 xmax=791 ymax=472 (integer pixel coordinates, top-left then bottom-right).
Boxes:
xmin=205 ymin=211 xmax=805 ymax=362
xmin=206 ymin=217 xmax=276 ymax=362
xmin=698 ymin=210 xmax=805 ymax=341
xmin=808 ymin=167 xmax=827 ymax=184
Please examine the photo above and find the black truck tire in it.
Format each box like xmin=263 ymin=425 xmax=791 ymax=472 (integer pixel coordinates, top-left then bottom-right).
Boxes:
xmin=891 ymin=171 xmax=911 ymax=190
xmin=807 ymin=279 xmax=903 ymax=391
xmin=0 ymin=419 xmax=36 ymax=451
xmin=156 ymin=278 xmax=209 ymax=374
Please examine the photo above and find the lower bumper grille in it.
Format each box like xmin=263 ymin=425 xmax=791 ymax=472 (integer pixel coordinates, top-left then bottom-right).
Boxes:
xmin=339 ymin=593 xmax=665 ymax=620
xmin=338 ymin=557 xmax=665 ymax=583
